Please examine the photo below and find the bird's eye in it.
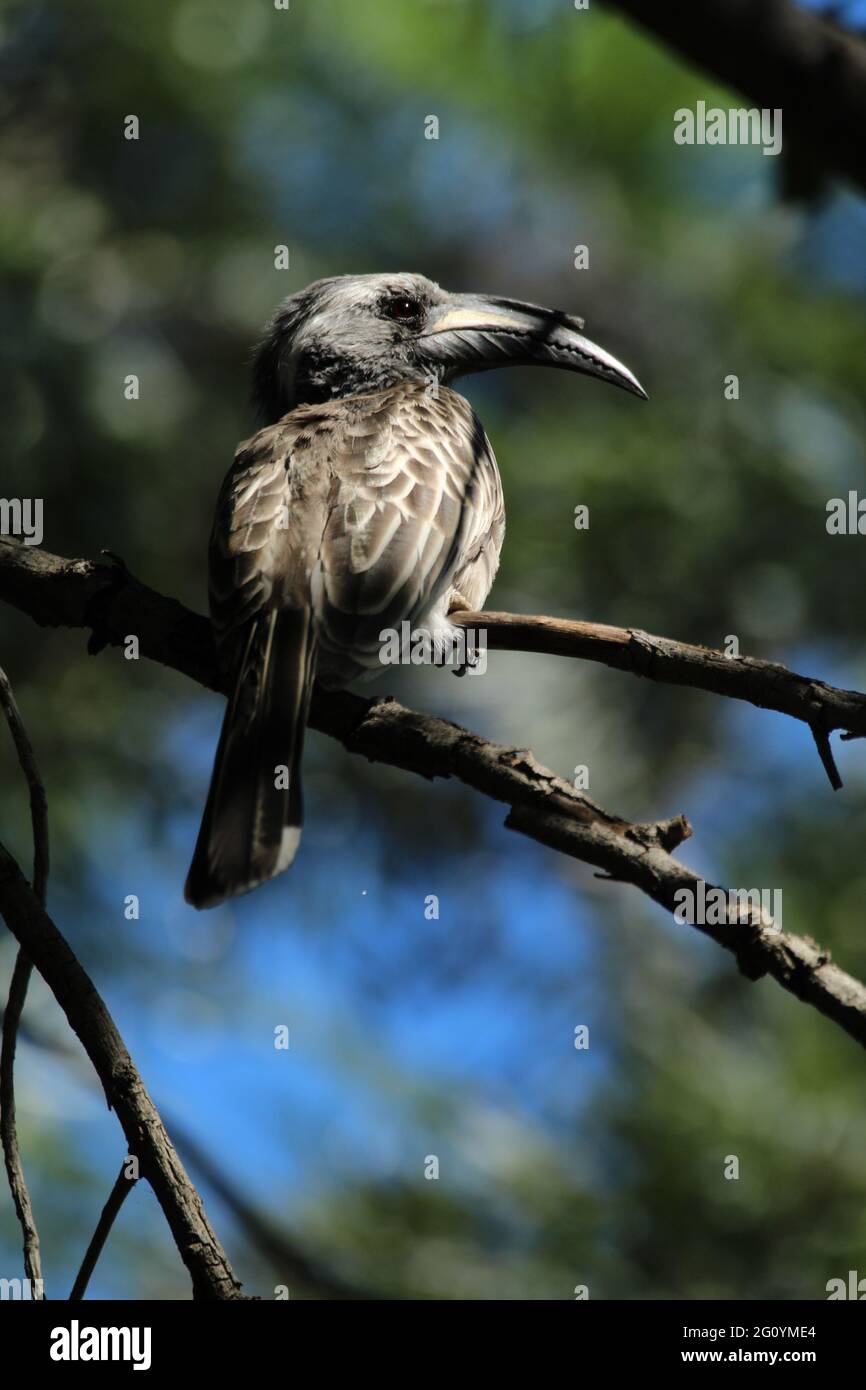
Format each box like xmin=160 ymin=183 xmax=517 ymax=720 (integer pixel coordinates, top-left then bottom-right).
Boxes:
xmin=379 ymin=294 xmax=421 ymax=323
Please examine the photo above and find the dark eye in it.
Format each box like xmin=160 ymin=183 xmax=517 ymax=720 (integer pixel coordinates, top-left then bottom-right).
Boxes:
xmin=379 ymin=294 xmax=421 ymax=323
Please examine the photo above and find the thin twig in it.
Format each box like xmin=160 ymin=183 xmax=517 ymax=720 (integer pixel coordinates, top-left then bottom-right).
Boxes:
xmin=69 ymin=1158 xmax=139 ymax=1301
xmin=0 ymin=665 xmax=48 ymax=1297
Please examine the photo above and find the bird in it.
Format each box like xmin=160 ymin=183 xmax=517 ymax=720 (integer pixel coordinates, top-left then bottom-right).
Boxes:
xmin=185 ymin=272 xmax=645 ymax=909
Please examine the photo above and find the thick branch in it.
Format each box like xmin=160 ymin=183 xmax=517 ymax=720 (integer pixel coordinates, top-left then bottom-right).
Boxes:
xmin=1 ymin=539 xmax=866 ymax=1052
xmin=0 ymin=842 xmax=245 ymax=1299
xmin=4 ymin=540 xmax=866 ymax=749
xmin=608 ymin=0 xmax=866 ymax=197
xmin=320 ymin=693 xmax=866 ymax=1051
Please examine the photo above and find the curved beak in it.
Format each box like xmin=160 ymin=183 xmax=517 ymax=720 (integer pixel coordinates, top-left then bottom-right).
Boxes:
xmin=417 ymin=293 xmax=646 ymax=399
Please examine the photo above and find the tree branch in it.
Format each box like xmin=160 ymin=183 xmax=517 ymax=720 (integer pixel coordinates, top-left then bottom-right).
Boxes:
xmin=4 ymin=1007 xmax=381 ymax=1300
xmin=0 ymin=840 xmax=246 ymax=1299
xmin=4 ymin=539 xmax=866 ymax=749
xmin=0 ymin=665 xmax=48 ymax=1296
xmin=1 ymin=539 xmax=866 ymax=1053
xmin=608 ymin=0 xmax=866 ymax=198
xmin=1 ymin=952 xmax=42 ymax=1293
xmin=452 ymin=611 xmax=864 ymax=788
xmin=69 ymin=1158 xmax=138 ymax=1301
xmin=167 ymin=1123 xmax=377 ymax=1300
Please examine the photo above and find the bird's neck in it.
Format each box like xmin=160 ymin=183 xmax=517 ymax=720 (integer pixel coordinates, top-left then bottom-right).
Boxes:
xmin=287 ymin=353 xmax=432 ymax=412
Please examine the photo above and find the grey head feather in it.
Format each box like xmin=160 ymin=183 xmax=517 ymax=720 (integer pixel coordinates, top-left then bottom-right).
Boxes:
xmin=251 ymin=272 xmax=446 ymax=423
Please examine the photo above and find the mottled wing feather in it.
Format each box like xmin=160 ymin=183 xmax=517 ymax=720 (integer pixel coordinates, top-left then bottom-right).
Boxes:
xmin=315 ymin=385 xmax=503 ymax=669
xmin=207 ymin=383 xmax=504 ymax=680
xmin=208 ymin=429 xmax=290 ymax=661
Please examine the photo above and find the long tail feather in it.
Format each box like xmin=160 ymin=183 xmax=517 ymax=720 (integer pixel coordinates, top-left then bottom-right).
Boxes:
xmin=184 ymin=609 xmax=316 ymax=909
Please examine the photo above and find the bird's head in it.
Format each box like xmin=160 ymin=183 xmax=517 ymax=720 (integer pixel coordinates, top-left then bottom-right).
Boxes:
xmin=252 ymin=271 xmax=646 ymax=421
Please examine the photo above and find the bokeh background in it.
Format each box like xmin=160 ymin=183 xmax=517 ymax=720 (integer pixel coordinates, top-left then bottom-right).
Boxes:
xmin=2 ymin=0 xmax=866 ymax=1300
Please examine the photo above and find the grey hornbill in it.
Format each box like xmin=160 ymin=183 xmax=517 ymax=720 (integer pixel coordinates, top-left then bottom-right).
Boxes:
xmin=185 ymin=273 xmax=645 ymax=908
